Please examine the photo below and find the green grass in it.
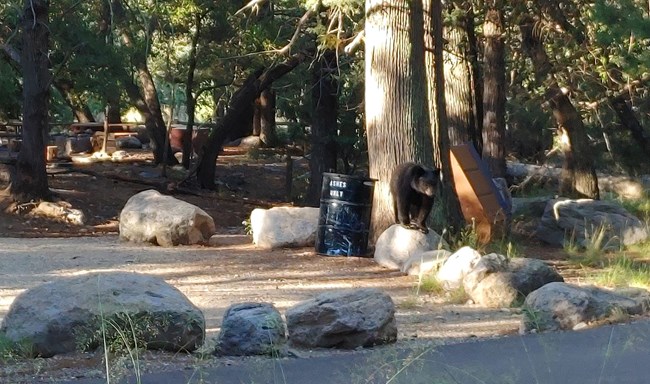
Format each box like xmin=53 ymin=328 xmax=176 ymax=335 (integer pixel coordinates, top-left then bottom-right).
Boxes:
xmin=445 ymin=286 xmax=470 ymax=305
xmin=485 ymin=237 xmax=521 ymax=259
xmin=415 ymin=273 xmax=445 ymax=296
xmin=618 ymin=195 xmax=650 ymax=222
xmin=0 ymin=333 xmax=35 ymax=360
xmin=0 ymin=333 xmax=17 ymax=360
xmin=590 ymin=255 xmax=650 ymax=289
xmin=564 ymin=222 xmax=620 ymax=267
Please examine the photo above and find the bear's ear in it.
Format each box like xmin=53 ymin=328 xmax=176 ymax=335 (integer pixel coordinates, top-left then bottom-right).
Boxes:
xmin=410 ymin=177 xmax=420 ymax=191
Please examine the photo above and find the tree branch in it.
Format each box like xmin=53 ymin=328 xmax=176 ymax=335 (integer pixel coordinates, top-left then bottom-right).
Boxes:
xmin=276 ymin=8 xmax=314 ymax=56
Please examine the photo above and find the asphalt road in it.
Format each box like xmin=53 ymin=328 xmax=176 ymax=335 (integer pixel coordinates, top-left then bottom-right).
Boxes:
xmin=63 ymin=320 xmax=650 ymax=384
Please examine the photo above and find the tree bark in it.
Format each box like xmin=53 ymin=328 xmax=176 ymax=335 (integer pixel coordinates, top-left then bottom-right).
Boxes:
xmin=106 ymin=93 xmax=122 ymax=124
xmin=54 ymin=80 xmax=95 ymax=123
xmin=520 ymin=18 xmax=599 ymax=199
xmin=365 ymin=0 xmax=435 ymax=241
xmin=259 ymin=88 xmax=277 ymax=146
xmin=182 ymin=13 xmax=202 ymax=169
xmin=424 ymin=0 xmax=465 ymax=233
xmin=196 ymin=54 xmax=305 ymax=189
xmin=444 ymin=2 xmax=480 ymax=149
xmin=136 ymin=65 xmax=177 ymax=165
xmin=11 ymin=0 xmax=51 ymax=202
xmin=112 ymin=0 xmax=175 ymax=165
xmin=481 ymin=6 xmax=507 ymax=178
xmin=611 ymin=96 xmax=650 ymax=157
xmin=306 ymin=49 xmax=338 ymax=206
xmin=252 ymin=97 xmax=262 ymax=136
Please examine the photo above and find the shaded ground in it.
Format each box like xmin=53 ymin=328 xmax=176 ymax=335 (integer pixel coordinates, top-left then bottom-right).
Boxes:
xmin=0 ymin=149 xmax=582 ymax=383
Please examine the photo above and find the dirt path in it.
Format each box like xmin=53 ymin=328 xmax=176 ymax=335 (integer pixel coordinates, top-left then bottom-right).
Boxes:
xmin=0 ymin=152 xmax=553 ymax=382
xmin=0 ymin=234 xmax=522 ymax=382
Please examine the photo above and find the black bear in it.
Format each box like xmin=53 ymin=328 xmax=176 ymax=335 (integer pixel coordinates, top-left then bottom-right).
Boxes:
xmin=389 ymin=162 xmax=440 ymax=234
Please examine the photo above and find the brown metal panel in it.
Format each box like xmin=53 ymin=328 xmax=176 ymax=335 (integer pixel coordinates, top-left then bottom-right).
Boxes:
xmin=450 ymin=143 xmax=508 ymax=243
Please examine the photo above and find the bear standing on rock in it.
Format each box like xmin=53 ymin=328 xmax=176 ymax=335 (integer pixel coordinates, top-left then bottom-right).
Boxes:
xmin=389 ymin=162 xmax=440 ymax=234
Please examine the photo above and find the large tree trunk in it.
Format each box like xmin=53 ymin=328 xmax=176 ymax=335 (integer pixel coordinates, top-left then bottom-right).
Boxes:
xmin=11 ymin=0 xmax=51 ymax=202
xmin=444 ymin=2 xmax=480 ymax=149
xmin=481 ymin=6 xmax=507 ymax=178
xmin=120 ymin=72 xmax=164 ymax=152
xmin=611 ymin=96 xmax=650 ymax=157
xmin=136 ymin=65 xmax=177 ymax=165
xmin=112 ymin=0 xmax=175 ymax=165
xmin=252 ymin=89 xmax=277 ymax=144
xmin=182 ymin=13 xmax=202 ymax=169
xmin=106 ymin=93 xmax=122 ymax=124
xmin=258 ymin=88 xmax=277 ymax=146
xmin=424 ymin=0 xmax=465 ymax=233
xmin=365 ymin=0 xmax=434 ymax=242
xmin=196 ymin=55 xmax=304 ymax=189
xmin=520 ymin=18 xmax=599 ymax=199
xmin=306 ymin=49 xmax=338 ymax=206
xmin=54 ymin=80 xmax=95 ymax=123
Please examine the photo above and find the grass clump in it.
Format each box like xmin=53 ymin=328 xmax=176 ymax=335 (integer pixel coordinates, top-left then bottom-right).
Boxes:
xmin=590 ymin=255 xmax=650 ymax=289
xmin=0 ymin=333 xmax=35 ymax=360
xmin=445 ymin=286 xmax=470 ymax=305
xmin=564 ymin=223 xmax=620 ymax=268
xmin=618 ymin=195 xmax=650 ymax=222
xmin=415 ymin=273 xmax=444 ymax=296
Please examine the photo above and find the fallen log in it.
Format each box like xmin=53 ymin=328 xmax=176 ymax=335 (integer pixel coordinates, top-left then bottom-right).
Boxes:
xmin=507 ymin=161 xmax=650 ymax=199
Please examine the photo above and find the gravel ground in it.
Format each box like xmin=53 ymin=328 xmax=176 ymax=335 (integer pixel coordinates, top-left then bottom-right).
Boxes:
xmin=0 ymin=235 xmax=522 ymax=383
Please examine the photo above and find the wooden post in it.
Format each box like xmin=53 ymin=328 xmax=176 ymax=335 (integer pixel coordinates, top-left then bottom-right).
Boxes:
xmin=101 ymin=105 xmax=109 ymax=153
xmin=285 ymin=151 xmax=293 ymax=202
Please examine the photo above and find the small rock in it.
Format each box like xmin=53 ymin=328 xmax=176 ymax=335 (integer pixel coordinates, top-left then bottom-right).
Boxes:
xmin=572 ymin=322 xmax=588 ymax=331
xmin=215 ymin=302 xmax=286 ymax=356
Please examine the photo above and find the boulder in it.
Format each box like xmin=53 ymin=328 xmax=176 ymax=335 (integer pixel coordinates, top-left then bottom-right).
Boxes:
xmin=250 ymin=207 xmax=319 ymax=249
xmin=119 ymin=189 xmax=216 ymax=246
xmin=0 ymin=272 xmax=205 ymax=357
xmin=536 ymin=198 xmax=648 ymax=249
xmin=374 ymin=224 xmax=448 ymax=270
xmin=215 ymin=302 xmax=286 ymax=356
xmin=465 ymin=257 xmax=564 ymax=308
xmin=65 ymin=135 xmax=93 ymax=154
xmin=435 ymin=246 xmax=482 ymax=290
xmin=116 ymin=136 xmax=143 ymax=149
xmin=521 ymin=282 xmax=649 ymax=333
xmin=462 ymin=253 xmax=509 ymax=296
xmin=286 ymin=288 xmax=397 ymax=349
xmin=511 ymin=196 xmax=552 ymax=217
xmin=401 ymin=249 xmax=452 ymax=276
xmin=239 ymin=136 xmax=262 ymax=148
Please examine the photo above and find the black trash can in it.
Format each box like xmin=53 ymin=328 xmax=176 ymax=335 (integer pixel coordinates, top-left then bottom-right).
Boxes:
xmin=316 ymin=173 xmax=375 ymax=257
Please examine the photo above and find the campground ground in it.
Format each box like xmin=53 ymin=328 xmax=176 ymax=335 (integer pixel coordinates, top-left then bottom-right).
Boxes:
xmin=0 ymin=149 xmax=632 ymax=383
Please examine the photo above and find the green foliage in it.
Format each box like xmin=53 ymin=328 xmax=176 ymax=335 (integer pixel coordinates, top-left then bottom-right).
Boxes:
xmin=242 ymin=218 xmax=253 ymax=235
xmin=449 ymin=219 xmax=480 ymax=251
xmin=0 ymin=61 xmax=20 ymax=119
